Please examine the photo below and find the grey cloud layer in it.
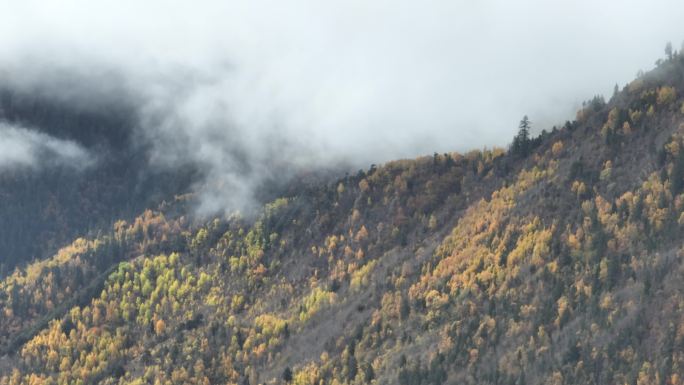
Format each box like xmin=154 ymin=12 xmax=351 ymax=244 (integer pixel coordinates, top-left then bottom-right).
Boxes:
xmin=0 ymin=0 xmax=682 ymax=215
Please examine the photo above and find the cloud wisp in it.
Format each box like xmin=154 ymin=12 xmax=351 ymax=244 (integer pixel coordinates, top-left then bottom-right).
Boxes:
xmin=0 ymin=122 xmax=93 ymax=171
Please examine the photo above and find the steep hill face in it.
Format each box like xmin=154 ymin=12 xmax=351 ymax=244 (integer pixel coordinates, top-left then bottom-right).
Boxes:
xmin=2 ymin=54 xmax=684 ymax=385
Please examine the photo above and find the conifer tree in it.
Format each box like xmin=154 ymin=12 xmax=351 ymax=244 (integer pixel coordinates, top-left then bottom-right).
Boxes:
xmin=511 ymin=115 xmax=531 ymax=157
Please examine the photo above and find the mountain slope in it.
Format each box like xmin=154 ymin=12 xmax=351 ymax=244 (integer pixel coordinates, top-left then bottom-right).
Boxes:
xmin=2 ymin=52 xmax=684 ymax=385
xmin=0 ymin=87 xmax=197 ymax=274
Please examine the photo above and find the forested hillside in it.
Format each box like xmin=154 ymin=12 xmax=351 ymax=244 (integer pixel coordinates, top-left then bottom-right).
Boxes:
xmin=2 ymin=50 xmax=684 ymax=385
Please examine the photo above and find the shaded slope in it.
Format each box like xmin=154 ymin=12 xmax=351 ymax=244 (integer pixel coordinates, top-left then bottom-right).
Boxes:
xmin=0 ymin=86 xmax=197 ymax=274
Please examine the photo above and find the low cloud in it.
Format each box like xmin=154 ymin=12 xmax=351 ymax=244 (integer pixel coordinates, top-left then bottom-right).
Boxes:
xmin=0 ymin=122 xmax=93 ymax=171
xmin=1 ymin=0 xmax=684 ymax=215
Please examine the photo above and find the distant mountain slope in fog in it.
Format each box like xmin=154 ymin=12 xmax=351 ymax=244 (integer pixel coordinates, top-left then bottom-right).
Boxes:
xmin=0 ymin=87 xmax=196 ymax=274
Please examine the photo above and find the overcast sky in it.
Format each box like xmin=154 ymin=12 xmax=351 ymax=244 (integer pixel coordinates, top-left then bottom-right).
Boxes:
xmin=0 ymin=0 xmax=682 ymax=213
xmin=1 ymin=0 xmax=682 ymax=157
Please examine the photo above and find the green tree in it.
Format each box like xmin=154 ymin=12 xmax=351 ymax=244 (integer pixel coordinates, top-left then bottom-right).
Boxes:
xmin=511 ymin=115 xmax=532 ymax=157
xmin=282 ymin=367 xmax=293 ymax=383
xmin=670 ymin=144 xmax=684 ymax=196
